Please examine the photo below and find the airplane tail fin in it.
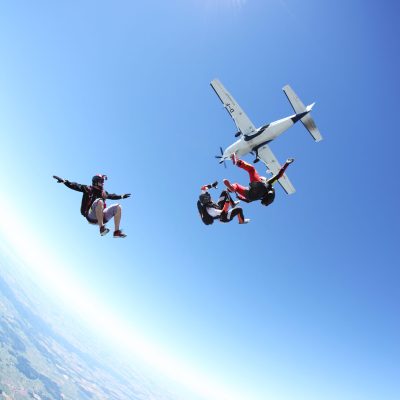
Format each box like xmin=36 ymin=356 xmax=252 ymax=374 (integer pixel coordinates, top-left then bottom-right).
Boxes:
xmin=283 ymin=85 xmax=323 ymax=142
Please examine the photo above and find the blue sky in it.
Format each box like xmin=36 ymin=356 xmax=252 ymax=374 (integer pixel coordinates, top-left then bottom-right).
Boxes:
xmin=0 ymin=1 xmax=399 ymax=399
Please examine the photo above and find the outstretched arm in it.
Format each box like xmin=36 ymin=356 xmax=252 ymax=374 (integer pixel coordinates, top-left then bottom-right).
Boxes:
xmin=53 ymin=175 xmax=88 ymax=192
xmin=200 ymin=181 xmax=218 ymax=193
xmin=53 ymin=175 xmax=65 ymax=183
xmin=106 ymin=193 xmax=131 ymax=200
xmin=267 ymin=158 xmax=294 ymax=185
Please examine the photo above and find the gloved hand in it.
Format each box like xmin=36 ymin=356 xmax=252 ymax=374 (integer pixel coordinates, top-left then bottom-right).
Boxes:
xmin=122 ymin=193 xmax=131 ymax=199
xmin=286 ymin=158 xmax=294 ymax=164
xmin=53 ymin=175 xmax=65 ymax=183
xmin=211 ymin=181 xmax=218 ymax=189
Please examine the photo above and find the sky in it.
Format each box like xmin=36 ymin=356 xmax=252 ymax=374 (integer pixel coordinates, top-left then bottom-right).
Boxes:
xmin=0 ymin=0 xmax=399 ymax=400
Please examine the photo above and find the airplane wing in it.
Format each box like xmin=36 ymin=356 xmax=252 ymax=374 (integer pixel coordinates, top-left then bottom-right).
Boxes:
xmin=210 ymin=79 xmax=257 ymax=136
xmin=257 ymin=144 xmax=296 ymax=195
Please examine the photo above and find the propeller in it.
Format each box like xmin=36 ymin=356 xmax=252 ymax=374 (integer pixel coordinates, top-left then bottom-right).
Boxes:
xmin=215 ymin=146 xmax=227 ymax=168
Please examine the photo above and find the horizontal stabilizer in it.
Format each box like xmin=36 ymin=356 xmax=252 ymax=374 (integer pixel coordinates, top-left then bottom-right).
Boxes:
xmin=283 ymin=85 xmax=306 ymax=114
xmin=283 ymin=85 xmax=323 ymax=142
xmin=301 ymin=113 xmax=323 ymax=142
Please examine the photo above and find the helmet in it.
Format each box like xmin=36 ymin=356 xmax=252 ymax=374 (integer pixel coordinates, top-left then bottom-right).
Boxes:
xmin=260 ymin=188 xmax=275 ymax=207
xmin=92 ymin=174 xmax=107 ymax=188
xmin=199 ymin=192 xmax=212 ymax=205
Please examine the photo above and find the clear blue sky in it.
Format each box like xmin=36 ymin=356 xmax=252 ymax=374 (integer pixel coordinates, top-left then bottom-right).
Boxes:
xmin=0 ymin=1 xmax=399 ymax=399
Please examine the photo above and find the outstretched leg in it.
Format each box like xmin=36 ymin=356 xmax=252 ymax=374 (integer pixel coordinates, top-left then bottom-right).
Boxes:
xmin=236 ymin=159 xmax=261 ymax=182
xmin=267 ymin=158 xmax=294 ymax=185
xmin=223 ymin=179 xmax=248 ymax=198
xmin=223 ymin=156 xmax=261 ymax=199
xmin=218 ymin=189 xmax=250 ymax=224
xmin=220 ymin=206 xmax=250 ymax=224
xmin=217 ymin=190 xmax=239 ymax=209
xmin=234 ymin=208 xmax=250 ymax=224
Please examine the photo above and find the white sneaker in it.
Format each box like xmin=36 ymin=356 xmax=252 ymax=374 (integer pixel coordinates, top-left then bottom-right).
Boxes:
xmin=100 ymin=225 xmax=110 ymax=236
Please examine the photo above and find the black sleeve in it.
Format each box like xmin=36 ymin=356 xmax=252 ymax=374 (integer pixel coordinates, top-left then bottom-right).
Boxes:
xmin=64 ymin=181 xmax=89 ymax=193
xmin=105 ymin=192 xmax=123 ymax=200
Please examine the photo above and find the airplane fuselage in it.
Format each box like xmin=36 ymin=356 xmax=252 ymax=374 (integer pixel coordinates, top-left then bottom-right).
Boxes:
xmin=222 ymin=112 xmax=305 ymax=160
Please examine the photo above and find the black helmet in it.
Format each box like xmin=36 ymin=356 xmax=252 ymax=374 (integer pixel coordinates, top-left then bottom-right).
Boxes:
xmin=92 ymin=174 xmax=107 ymax=187
xmin=199 ymin=192 xmax=212 ymax=205
xmin=260 ymin=188 xmax=275 ymax=207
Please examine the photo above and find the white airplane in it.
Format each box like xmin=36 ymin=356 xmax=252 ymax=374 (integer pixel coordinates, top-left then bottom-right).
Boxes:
xmin=211 ymin=79 xmax=323 ymax=195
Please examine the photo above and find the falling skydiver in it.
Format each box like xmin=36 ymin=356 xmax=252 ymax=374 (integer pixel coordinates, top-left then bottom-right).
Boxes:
xmin=197 ymin=181 xmax=250 ymax=225
xmin=223 ymin=154 xmax=294 ymax=207
xmin=53 ymin=174 xmax=131 ymax=238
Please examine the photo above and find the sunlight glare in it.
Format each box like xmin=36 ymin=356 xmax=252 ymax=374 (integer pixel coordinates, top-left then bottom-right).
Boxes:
xmin=0 ymin=199 xmax=246 ymax=400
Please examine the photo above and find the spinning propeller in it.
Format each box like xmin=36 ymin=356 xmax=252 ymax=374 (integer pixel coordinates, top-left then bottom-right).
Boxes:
xmin=215 ymin=147 xmax=227 ymax=168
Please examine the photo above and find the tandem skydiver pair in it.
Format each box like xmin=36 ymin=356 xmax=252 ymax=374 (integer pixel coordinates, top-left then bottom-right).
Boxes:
xmin=197 ymin=154 xmax=294 ymax=226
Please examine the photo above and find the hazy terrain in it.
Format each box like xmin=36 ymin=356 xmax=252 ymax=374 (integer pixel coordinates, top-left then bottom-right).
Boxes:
xmin=0 ymin=253 xmax=175 ymax=400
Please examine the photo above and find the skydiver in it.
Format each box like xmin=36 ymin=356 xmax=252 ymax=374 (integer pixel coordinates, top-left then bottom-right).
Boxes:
xmin=197 ymin=181 xmax=250 ymax=225
xmin=53 ymin=174 xmax=131 ymax=238
xmin=223 ymin=154 xmax=294 ymax=206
